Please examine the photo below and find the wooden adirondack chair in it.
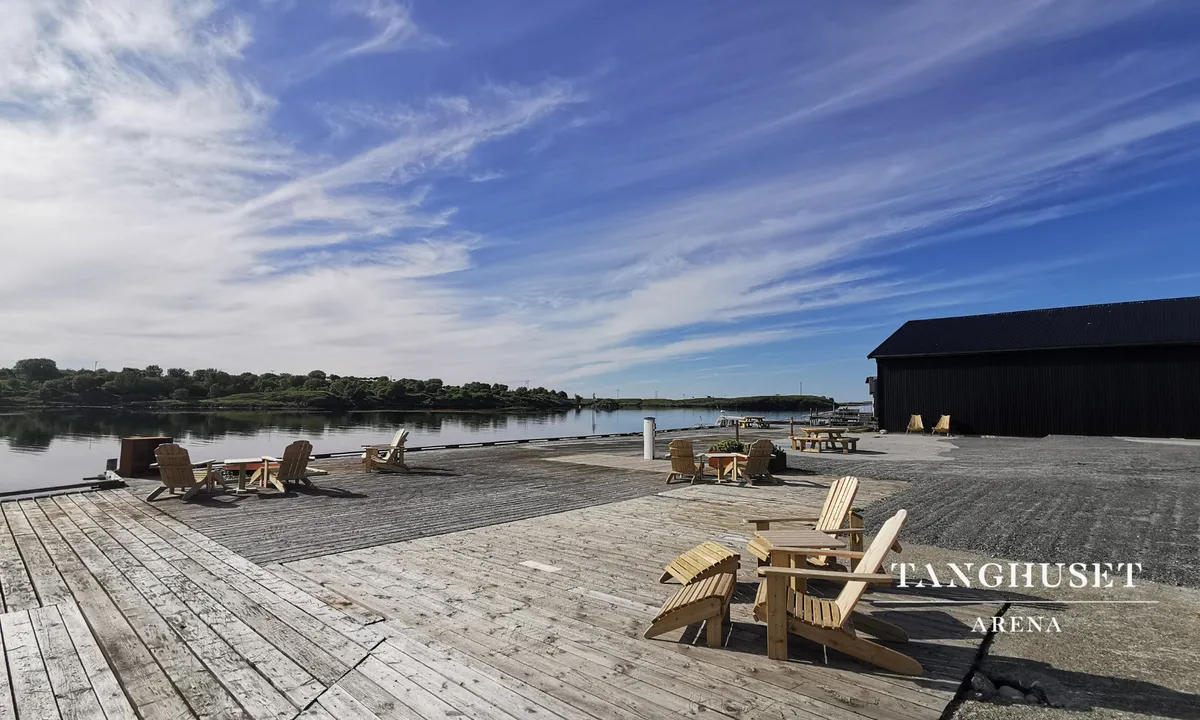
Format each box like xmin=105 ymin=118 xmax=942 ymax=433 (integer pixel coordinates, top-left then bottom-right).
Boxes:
xmin=665 ymin=439 xmax=706 ymax=484
xmin=644 ymin=572 xmax=735 ymax=647
xmin=906 ymin=414 xmax=924 ymax=433
xmin=148 ymin=444 xmax=225 ymax=501
xmin=252 ymin=440 xmax=317 ymax=492
xmin=363 ymin=429 xmax=409 ymax=473
xmin=745 ymin=475 xmax=862 ymax=568
xmin=735 ymin=438 xmax=776 ymax=485
xmin=753 ymin=509 xmax=920 ymax=674
xmin=932 ymin=415 xmax=951 ymax=436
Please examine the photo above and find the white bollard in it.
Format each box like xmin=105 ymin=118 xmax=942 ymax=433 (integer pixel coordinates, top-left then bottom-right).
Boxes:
xmin=643 ymin=417 xmax=656 ymax=459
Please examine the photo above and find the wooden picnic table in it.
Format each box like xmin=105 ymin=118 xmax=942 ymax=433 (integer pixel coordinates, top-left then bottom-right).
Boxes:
xmin=705 ymin=452 xmax=748 ymax=484
xmin=789 ymin=427 xmax=858 ymax=453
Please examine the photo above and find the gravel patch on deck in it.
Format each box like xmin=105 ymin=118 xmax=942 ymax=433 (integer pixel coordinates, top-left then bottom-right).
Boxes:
xmin=788 ymin=435 xmax=1200 ymax=588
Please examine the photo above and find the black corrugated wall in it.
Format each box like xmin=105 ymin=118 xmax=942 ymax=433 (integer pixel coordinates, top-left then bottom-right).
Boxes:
xmin=876 ymin=345 xmax=1200 ymax=438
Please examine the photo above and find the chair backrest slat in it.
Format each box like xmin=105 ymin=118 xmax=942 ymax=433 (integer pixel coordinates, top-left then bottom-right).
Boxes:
xmin=669 ymin=439 xmax=697 ymax=473
xmin=816 ymin=476 xmax=859 ymax=532
xmin=275 ymin=440 xmax=312 ymax=482
xmin=155 ymin=444 xmax=197 ymax=489
xmin=834 ymin=509 xmax=906 ymax=620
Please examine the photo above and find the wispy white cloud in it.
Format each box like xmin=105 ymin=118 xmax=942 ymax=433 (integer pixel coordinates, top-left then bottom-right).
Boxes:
xmin=468 ymin=170 xmax=504 ymax=183
xmin=283 ymin=0 xmax=442 ymax=83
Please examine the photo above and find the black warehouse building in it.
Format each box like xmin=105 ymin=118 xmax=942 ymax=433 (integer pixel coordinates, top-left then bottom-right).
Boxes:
xmin=868 ymin=297 xmax=1200 ymax=439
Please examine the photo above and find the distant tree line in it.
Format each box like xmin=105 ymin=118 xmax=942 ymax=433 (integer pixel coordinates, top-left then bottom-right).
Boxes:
xmin=0 ymin=358 xmax=580 ymax=411
xmin=609 ymin=395 xmax=837 ymax=411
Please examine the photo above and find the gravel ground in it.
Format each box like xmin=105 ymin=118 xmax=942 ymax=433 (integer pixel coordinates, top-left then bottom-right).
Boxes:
xmin=885 ymin=543 xmax=1200 ymax=720
xmin=787 ymin=435 xmax=1200 ymax=587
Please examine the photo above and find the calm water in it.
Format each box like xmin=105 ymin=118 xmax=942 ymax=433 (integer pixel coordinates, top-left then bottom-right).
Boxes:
xmin=0 ymin=408 xmax=809 ymax=493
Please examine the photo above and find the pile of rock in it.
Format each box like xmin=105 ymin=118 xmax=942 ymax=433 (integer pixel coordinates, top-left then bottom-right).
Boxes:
xmin=968 ymin=668 xmax=1068 ymax=707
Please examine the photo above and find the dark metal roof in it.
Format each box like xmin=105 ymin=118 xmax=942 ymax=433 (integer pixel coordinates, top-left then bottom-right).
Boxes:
xmin=869 ymin=297 xmax=1200 ymax=359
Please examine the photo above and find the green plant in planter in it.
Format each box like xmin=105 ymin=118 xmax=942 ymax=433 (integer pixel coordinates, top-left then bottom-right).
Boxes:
xmin=708 ymin=439 xmax=748 ymax=454
xmin=769 ymin=445 xmax=788 ymax=471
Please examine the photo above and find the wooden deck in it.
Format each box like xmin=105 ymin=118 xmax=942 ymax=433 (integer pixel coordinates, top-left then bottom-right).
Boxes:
xmin=0 ymin=436 xmax=996 ymax=719
xmin=280 ymin=482 xmax=998 ymax=720
xmin=126 ymin=437 xmax=700 ymax=564
xmin=0 ymin=490 xmax=385 ymax=719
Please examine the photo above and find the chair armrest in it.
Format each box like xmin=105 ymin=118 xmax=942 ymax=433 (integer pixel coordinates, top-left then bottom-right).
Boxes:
xmin=771 ymin=547 xmax=865 ymax=558
xmin=825 ymin=528 xmax=865 ymax=535
xmin=262 ymin=456 xmax=280 ymax=463
xmin=194 ymin=459 xmax=217 ymax=467
xmin=758 ymin=567 xmax=892 ymax=584
xmin=744 ymin=516 xmax=819 ymax=524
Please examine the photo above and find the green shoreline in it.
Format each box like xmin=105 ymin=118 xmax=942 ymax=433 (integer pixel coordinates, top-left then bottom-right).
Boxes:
xmin=0 ymin=394 xmax=839 ymax=414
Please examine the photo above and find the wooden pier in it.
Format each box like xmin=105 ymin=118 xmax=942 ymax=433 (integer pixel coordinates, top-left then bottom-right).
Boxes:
xmin=1 ymin=432 xmax=999 ymax=719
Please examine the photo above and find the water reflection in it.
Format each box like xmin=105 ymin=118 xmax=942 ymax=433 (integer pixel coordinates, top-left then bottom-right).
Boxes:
xmin=0 ymin=409 xmax=578 ymax=451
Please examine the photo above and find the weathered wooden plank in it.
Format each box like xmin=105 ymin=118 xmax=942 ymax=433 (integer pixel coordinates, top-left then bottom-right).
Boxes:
xmin=0 ymin=611 xmax=13 ymax=720
xmin=28 ymin=604 xmax=106 ymax=720
xmin=334 ymin=669 xmax=422 ymax=720
xmin=29 ymin=497 xmax=195 ymax=720
xmin=295 ymin=702 xmax=338 ymax=720
xmin=315 ymin=684 xmax=382 ymax=720
xmin=263 ymin=563 xmax=383 ymax=627
xmin=65 ymin=494 xmax=326 ymax=708
xmin=356 ymin=655 xmax=511 ymax=720
xmin=2 ymin=609 xmax=62 ymax=720
xmin=30 ymin=498 xmax=237 ymax=720
xmin=5 ymin=502 xmax=72 ymax=606
xmin=372 ymin=636 xmax=580 ymax=720
xmin=52 ymin=496 xmax=307 ymax=720
xmin=0 ymin=509 xmax=38 ymax=613
xmin=98 ymin=492 xmax=382 ymax=650
xmin=57 ymin=602 xmax=138 ymax=720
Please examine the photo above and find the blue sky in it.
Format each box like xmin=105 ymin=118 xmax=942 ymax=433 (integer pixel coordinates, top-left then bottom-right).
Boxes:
xmin=2 ymin=1 xmax=1199 ymax=401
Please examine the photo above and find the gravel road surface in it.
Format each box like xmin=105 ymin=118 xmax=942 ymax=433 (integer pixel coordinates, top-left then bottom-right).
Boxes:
xmin=788 ymin=435 xmax=1200 ymax=587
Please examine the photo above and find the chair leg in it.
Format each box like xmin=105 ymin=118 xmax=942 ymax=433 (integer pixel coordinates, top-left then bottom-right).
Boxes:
xmin=146 ymin=486 xmax=166 ymax=501
xmin=765 ymin=574 xmax=789 ymax=660
xmin=706 ymin=613 xmax=724 ymax=647
xmin=181 ymin=481 xmax=204 ymax=500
